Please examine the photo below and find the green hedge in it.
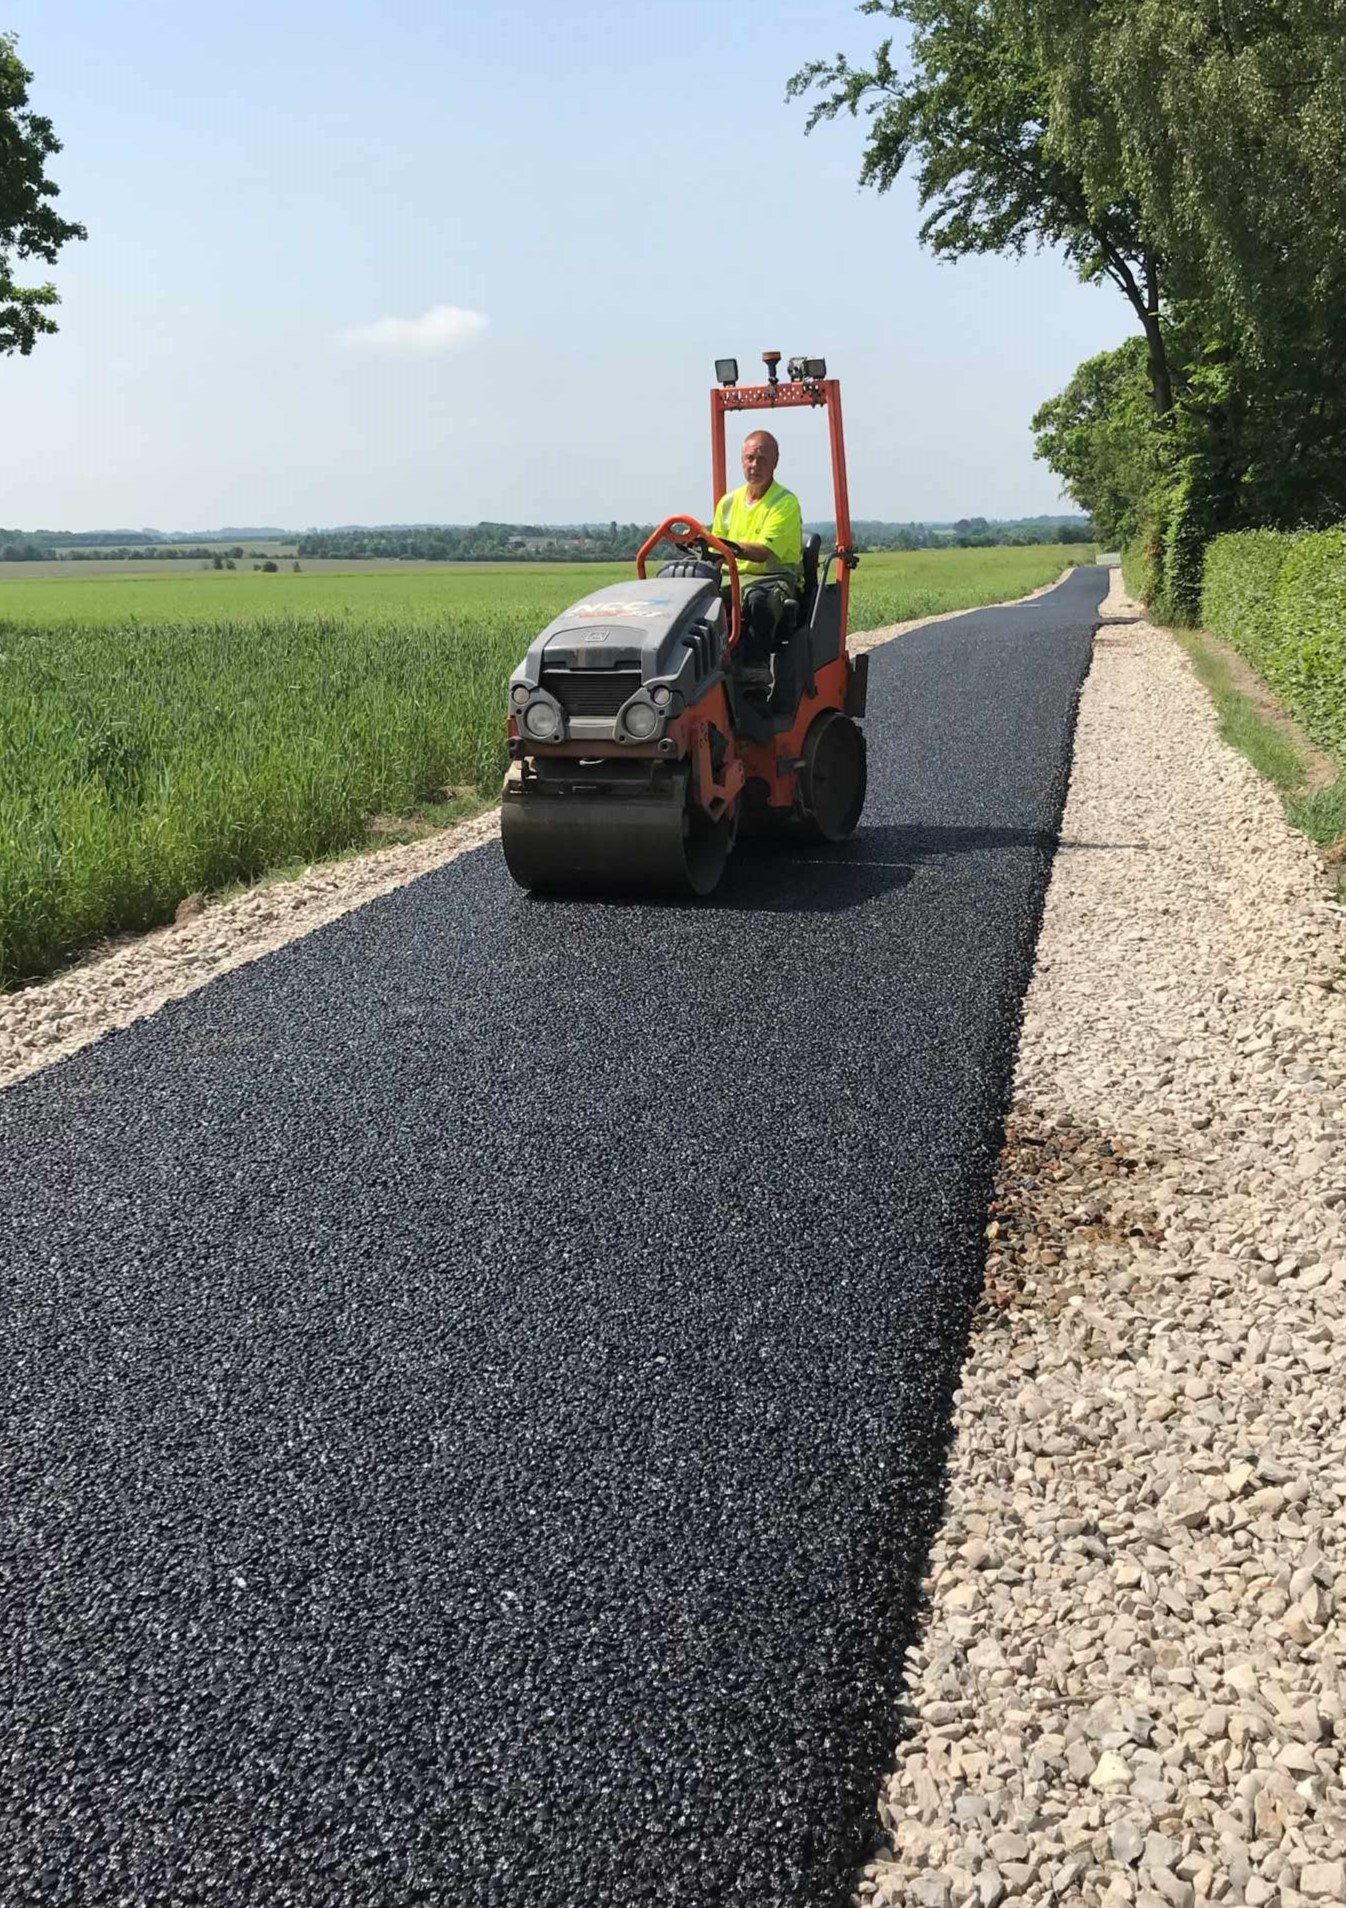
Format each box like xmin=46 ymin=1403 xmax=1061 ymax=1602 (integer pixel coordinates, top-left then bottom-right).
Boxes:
xmin=1201 ymin=532 xmax=1292 ymax=660
xmin=1124 ymin=463 xmax=1231 ymax=626
xmin=1121 ymin=536 xmax=1154 ymax=603
xmin=1160 ymin=460 xmax=1228 ymax=626
xmin=1202 ymin=527 xmax=1346 ymax=762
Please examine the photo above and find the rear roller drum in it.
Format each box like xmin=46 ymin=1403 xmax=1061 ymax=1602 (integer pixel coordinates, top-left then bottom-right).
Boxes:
xmin=798 ymin=709 xmax=867 ymax=842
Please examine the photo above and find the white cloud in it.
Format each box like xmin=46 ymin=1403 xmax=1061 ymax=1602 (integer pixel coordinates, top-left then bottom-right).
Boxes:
xmin=336 ymin=304 xmax=488 ymax=354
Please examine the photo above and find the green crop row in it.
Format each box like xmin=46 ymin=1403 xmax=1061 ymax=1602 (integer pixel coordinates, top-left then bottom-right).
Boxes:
xmin=0 ymin=612 xmax=527 ymax=984
xmin=0 ymin=546 xmax=1087 ymax=986
xmin=1201 ymin=529 xmax=1346 ymax=764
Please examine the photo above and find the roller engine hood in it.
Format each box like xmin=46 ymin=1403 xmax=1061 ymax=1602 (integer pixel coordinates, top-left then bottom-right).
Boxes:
xmin=513 ymin=577 xmax=725 ymax=685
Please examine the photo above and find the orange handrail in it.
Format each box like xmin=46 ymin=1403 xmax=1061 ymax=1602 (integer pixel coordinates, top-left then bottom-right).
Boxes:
xmin=634 ymin=514 xmax=743 ymax=649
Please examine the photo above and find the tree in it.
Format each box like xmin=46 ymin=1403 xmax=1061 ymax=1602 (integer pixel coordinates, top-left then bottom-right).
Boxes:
xmin=1023 ymin=1 xmax=1346 ymax=543
xmin=797 ymin=0 xmax=1346 ymax=619
xmin=789 ymin=0 xmax=1176 ymax=415
xmin=1 ymin=34 xmax=85 ymax=356
xmin=1020 ymin=0 xmax=1346 ymax=363
xmin=1031 ymin=340 xmax=1159 ymax=548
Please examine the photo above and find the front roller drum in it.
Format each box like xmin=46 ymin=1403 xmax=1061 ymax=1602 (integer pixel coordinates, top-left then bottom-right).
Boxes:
xmin=502 ymin=763 xmax=735 ymax=897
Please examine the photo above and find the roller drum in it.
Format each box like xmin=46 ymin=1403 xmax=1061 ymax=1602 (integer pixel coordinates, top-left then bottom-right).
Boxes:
xmin=502 ymin=766 xmax=733 ymax=897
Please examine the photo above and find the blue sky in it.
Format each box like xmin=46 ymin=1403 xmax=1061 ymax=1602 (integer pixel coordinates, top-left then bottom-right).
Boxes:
xmin=2 ymin=0 xmax=1133 ymax=531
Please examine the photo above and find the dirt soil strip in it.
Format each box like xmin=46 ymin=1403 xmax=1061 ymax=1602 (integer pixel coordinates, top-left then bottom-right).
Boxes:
xmin=0 ymin=570 xmax=1072 ymax=1093
xmin=857 ymin=576 xmax=1346 ymax=1908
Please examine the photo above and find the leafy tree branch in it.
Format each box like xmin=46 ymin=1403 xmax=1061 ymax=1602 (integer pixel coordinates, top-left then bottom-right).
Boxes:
xmin=1 ymin=32 xmax=86 ymax=357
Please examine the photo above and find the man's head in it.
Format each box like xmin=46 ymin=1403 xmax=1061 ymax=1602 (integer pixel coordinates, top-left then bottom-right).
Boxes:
xmin=740 ymin=430 xmax=780 ymax=495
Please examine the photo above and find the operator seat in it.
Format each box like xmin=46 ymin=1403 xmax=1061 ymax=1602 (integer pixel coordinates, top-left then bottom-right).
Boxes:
xmin=759 ymin=532 xmax=823 ymax=719
xmin=763 ymin=532 xmax=818 ymax=649
xmin=797 ymin=532 xmax=821 ymax=626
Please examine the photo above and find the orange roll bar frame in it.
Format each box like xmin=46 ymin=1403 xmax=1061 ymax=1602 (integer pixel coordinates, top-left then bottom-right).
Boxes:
xmin=710 ymin=377 xmax=855 ymax=637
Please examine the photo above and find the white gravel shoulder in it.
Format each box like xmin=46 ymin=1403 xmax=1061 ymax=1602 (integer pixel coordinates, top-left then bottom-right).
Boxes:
xmin=860 ymin=575 xmax=1346 ymax=1908
xmin=0 ymin=567 xmax=1075 ymax=1093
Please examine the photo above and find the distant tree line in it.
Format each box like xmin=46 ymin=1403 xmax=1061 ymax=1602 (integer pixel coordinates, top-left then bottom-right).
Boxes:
xmin=9 ymin=525 xmax=289 ymax=544
xmin=296 ymin=518 xmax=1093 ymax=563
xmin=1 ymin=520 xmax=1093 ymax=568
xmin=12 ymin=527 xmax=165 ymax=545
xmin=296 ymin=523 xmax=658 ymax=562
xmin=0 ymin=539 xmax=252 ymax=562
xmin=843 ymin=516 xmax=1094 ymax=552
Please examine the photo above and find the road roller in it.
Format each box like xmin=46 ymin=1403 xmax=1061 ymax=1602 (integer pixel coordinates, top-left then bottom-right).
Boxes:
xmin=501 ymin=352 xmax=868 ymax=896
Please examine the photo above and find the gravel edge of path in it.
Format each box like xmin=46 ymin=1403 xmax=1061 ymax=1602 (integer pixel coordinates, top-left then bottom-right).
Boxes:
xmin=0 ymin=810 xmax=504 ymax=1090
xmin=0 ymin=569 xmax=1075 ymax=1092
xmin=855 ymin=574 xmax=1346 ymax=1908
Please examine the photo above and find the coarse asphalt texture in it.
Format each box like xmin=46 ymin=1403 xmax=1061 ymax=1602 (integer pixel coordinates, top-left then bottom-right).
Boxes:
xmin=1 ymin=567 xmax=1106 ymax=1907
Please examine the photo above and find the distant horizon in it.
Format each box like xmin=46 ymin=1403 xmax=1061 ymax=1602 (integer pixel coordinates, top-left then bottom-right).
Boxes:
xmin=3 ymin=511 xmax=1093 ymax=544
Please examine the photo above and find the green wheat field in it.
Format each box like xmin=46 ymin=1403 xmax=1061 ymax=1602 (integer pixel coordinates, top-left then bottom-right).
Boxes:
xmin=0 ymin=545 xmax=1088 ymax=985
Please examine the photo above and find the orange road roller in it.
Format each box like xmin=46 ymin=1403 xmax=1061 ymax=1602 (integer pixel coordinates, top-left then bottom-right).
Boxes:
xmin=501 ymin=353 xmax=868 ymax=896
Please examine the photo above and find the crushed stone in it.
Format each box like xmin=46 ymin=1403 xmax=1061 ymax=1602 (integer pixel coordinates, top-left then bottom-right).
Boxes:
xmin=857 ymin=573 xmax=1346 ymax=1908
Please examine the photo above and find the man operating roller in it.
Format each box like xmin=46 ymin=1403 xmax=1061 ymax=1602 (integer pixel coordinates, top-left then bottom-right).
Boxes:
xmin=711 ymin=429 xmax=803 ymax=693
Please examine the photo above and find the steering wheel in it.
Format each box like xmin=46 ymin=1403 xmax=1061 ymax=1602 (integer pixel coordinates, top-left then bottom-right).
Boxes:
xmin=674 ymin=529 xmax=744 ymax=562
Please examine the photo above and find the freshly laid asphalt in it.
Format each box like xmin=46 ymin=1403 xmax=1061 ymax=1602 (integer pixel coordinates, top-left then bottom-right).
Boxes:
xmin=1 ymin=566 xmax=1105 ymax=1906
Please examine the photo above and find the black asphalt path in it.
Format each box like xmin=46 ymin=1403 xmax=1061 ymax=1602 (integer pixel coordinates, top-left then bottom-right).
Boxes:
xmin=1 ymin=567 xmax=1106 ymax=1906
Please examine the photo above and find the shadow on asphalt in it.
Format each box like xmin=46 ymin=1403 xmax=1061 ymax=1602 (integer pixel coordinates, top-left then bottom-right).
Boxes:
xmin=519 ymin=823 xmax=1145 ymax=917
xmin=701 ymin=823 xmax=1145 ymax=914
xmin=711 ymin=824 xmax=1050 ymax=915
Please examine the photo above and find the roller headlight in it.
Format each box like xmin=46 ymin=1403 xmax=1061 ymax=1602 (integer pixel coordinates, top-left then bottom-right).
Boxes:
xmin=523 ymin=699 xmax=562 ymax=741
xmin=623 ymin=700 xmax=660 ymax=741
xmin=651 ymin=686 xmax=672 ymax=708
xmin=511 ymin=683 xmax=530 ymax=706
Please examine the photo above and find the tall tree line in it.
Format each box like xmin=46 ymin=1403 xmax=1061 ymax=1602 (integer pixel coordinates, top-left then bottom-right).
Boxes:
xmin=793 ymin=0 xmax=1346 ymax=616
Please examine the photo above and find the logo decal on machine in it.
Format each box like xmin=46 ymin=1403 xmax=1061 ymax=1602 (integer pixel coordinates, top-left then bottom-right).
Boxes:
xmin=568 ymin=599 xmax=670 ymax=620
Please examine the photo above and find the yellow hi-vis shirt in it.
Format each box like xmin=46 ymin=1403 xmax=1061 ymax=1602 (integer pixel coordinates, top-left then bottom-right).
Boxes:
xmin=711 ymin=480 xmax=803 ymax=585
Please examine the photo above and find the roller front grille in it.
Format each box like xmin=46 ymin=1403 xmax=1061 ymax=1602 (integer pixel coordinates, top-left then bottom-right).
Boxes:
xmin=541 ymin=668 xmax=641 ymax=717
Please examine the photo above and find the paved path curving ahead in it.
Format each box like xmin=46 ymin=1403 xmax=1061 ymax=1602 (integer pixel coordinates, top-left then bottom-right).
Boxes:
xmin=1 ymin=567 xmax=1106 ymax=1907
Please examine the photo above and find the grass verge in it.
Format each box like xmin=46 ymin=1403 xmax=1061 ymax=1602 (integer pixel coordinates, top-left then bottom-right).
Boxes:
xmin=1176 ymin=628 xmax=1346 ymax=895
xmin=208 ymin=791 xmax=495 ymax=908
